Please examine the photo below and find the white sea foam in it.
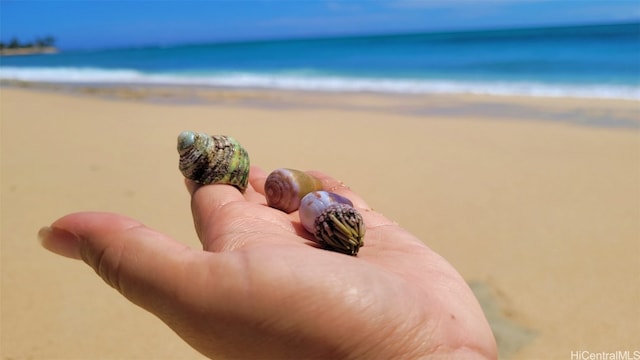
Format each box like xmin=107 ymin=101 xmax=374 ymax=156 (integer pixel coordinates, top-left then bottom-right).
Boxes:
xmin=1 ymin=66 xmax=638 ymax=100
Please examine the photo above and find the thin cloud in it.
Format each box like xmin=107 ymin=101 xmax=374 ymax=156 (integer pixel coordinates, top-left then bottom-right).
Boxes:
xmin=389 ymin=0 xmax=530 ymax=9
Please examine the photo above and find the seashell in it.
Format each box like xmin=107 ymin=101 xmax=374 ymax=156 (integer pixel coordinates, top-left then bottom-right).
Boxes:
xmin=299 ymin=191 xmax=365 ymax=256
xmin=265 ymin=168 xmax=323 ymax=213
xmin=177 ymin=131 xmax=250 ymax=193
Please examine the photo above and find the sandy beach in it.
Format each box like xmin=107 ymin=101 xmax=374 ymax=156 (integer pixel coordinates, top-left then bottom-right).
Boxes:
xmin=1 ymin=85 xmax=638 ymax=359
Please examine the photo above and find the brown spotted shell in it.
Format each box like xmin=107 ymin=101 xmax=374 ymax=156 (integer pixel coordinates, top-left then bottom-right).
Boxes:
xmin=265 ymin=168 xmax=323 ymax=213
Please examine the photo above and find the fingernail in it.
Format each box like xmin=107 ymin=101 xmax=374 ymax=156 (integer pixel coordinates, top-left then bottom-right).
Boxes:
xmin=38 ymin=226 xmax=82 ymax=260
xmin=184 ymin=178 xmax=201 ymax=195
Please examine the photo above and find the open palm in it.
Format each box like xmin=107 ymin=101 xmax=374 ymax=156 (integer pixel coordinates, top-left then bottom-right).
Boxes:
xmin=41 ymin=167 xmax=496 ymax=359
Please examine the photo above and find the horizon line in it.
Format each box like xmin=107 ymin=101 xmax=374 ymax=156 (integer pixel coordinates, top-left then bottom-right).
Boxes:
xmin=50 ymin=19 xmax=640 ymax=52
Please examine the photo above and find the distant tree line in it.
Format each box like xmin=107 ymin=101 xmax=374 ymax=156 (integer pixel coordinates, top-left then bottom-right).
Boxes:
xmin=0 ymin=36 xmax=56 ymax=50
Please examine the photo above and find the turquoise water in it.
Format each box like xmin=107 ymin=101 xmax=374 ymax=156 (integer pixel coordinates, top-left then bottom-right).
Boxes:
xmin=1 ymin=22 xmax=639 ymax=99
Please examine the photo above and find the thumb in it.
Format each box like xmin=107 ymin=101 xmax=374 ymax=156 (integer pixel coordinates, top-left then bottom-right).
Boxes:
xmin=38 ymin=212 xmax=200 ymax=312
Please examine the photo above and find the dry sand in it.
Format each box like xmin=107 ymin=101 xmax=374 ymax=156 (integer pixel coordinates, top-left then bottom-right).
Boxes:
xmin=1 ymin=86 xmax=638 ymax=359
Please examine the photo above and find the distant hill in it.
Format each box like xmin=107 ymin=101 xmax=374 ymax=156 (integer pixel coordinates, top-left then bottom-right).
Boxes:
xmin=0 ymin=36 xmax=58 ymax=56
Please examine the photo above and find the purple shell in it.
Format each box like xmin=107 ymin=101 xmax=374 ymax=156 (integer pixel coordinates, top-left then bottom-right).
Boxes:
xmin=299 ymin=191 xmax=353 ymax=234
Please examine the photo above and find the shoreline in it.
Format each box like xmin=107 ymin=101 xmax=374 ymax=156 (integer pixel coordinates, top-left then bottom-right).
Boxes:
xmin=0 ymin=46 xmax=58 ymax=56
xmin=2 ymin=80 xmax=639 ymax=129
xmin=1 ymin=70 xmax=638 ymax=101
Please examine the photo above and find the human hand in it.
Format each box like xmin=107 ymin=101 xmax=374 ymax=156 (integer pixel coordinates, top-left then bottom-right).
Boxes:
xmin=39 ymin=166 xmax=496 ymax=359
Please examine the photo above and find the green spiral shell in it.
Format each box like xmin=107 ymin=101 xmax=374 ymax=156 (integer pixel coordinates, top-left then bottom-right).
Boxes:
xmin=177 ymin=131 xmax=250 ymax=193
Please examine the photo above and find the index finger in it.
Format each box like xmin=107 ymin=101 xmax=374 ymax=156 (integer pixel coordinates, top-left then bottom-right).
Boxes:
xmin=186 ymin=166 xmax=271 ymax=243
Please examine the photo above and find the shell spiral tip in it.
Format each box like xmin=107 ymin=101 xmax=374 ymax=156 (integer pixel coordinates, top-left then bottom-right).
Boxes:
xmin=177 ymin=131 xmax=197 ymax=152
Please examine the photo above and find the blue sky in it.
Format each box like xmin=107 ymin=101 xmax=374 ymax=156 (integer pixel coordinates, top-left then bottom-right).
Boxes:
xmin=1 ymin=0 xmax=639 ymax=50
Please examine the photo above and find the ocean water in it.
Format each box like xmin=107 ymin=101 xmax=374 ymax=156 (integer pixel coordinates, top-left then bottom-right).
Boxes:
xmin=1 ymin=22 xmax=639 ymax=99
